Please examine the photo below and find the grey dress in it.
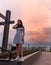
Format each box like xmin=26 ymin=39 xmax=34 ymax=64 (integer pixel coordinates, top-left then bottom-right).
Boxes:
xmin=13 ymin=27 xmax=24 ymax=44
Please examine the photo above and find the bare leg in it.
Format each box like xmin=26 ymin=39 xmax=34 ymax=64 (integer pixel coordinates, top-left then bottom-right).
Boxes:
xmin=19 ymin=44 xmax=24 ymax=61
xmin=14 ymin=44 xmax=20 ymax=60
xmin=16 ymin=44 xmax=19 ymax=56
xmin=19 ymin=44 xmax=23 ymax=57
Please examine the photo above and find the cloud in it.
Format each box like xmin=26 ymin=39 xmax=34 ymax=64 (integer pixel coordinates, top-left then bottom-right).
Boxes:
xmin=25 ymin=27 xmax=51 ymax=43
xmin=0 ymin=0 xmax=51 ymax=46
xmin=0 ymin=0 xmax=51 ymax=31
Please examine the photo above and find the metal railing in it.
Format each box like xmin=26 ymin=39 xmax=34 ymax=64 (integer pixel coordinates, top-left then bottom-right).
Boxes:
xmin=0 ymin=47 xmax=12 ymax=61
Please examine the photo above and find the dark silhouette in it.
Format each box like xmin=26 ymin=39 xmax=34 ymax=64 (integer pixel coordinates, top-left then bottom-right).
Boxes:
xmin=0 ymin=10 xmax=14 ymax=52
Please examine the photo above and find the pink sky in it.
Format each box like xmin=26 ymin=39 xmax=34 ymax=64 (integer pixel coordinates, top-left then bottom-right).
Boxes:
xmin=0 ymin=0 xmax=51 ymax=32
xmin=0 ymin=0 xmax=51 ymax=43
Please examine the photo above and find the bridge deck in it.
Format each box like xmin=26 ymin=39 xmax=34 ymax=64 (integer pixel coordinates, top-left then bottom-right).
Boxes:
xmin=33 ymin=52 xmax=51 ymax=65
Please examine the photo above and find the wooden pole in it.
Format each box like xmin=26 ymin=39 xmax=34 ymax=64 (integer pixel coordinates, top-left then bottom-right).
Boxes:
xmin=2 ymin=10 xmax=11 ymax=52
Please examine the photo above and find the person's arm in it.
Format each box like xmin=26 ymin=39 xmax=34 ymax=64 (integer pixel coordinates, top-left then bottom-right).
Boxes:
xmin=12 ymin=24 xmax=18 ymax=29
xmin=22 ymin=27 xmax=25 ymax=39
xmin=22 ymin=27 xmax=25 ymax=41
xmin=23 ymin=27 xmax=25 ymax=37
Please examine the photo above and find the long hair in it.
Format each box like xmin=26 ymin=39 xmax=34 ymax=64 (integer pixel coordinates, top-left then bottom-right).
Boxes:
xmin=17 ymin=19 xmax=24 ymax=28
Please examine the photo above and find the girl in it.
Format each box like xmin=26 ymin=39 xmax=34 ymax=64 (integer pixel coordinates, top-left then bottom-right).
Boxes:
xmin=13 ymin=19 xmax=25 ymax=61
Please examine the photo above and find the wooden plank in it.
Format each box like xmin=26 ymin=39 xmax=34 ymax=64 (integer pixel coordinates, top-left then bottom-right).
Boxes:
xmin=0 ymin=21 xmax=14 ymax=25
xmin=0 ymin=22 xmax=5 ymax=25
xmin=0 ymin=13 xmax=6 ymax=20
xmin=10 ymin=21 xmax=14 ymax=24
xmin=0 ymin=10 xmax=14 ymax=52
xmin=2 ymin=10 xmax=11 ymax=52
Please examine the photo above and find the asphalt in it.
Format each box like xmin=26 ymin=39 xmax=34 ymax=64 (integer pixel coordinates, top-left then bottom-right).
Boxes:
xmin=32 ymin=52 xmax=51 ymax=65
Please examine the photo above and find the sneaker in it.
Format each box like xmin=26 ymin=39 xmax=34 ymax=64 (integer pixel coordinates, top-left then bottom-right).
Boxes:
xmin=14 ymin=56 xmax=19 ymax=61
xmin=19 ymin=57 xmax=24 ymax=61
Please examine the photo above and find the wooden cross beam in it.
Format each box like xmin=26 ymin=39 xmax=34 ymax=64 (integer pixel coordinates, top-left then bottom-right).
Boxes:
xmin=0 ymin=10 xmax=14 ymax=52
xmin=0 ymin=21 xmax=14 ymax=25
xmin=0 ymin=13 xmax=6 ymax=20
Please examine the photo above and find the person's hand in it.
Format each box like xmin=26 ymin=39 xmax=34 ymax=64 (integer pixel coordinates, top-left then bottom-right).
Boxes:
xmin=12 ymin=24 xmax=17 ymax=29
xmin=12 ymin=26 xmax=15 ymax=29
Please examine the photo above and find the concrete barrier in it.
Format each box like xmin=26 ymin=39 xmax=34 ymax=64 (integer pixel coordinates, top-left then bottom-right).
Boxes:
xmin=0 ymin=51 xmax=41 ymax=65
xmin=22 ymin=51 xmax=41 ymax=65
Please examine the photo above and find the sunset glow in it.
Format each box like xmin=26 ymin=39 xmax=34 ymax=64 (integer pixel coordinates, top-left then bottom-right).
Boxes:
xmin=0 ymin=0 xmax=51 ymax=44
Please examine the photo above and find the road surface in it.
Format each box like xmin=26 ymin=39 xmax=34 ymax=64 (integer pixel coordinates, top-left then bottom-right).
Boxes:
xmin=33 ymin=52 xmax=51 ymax=65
